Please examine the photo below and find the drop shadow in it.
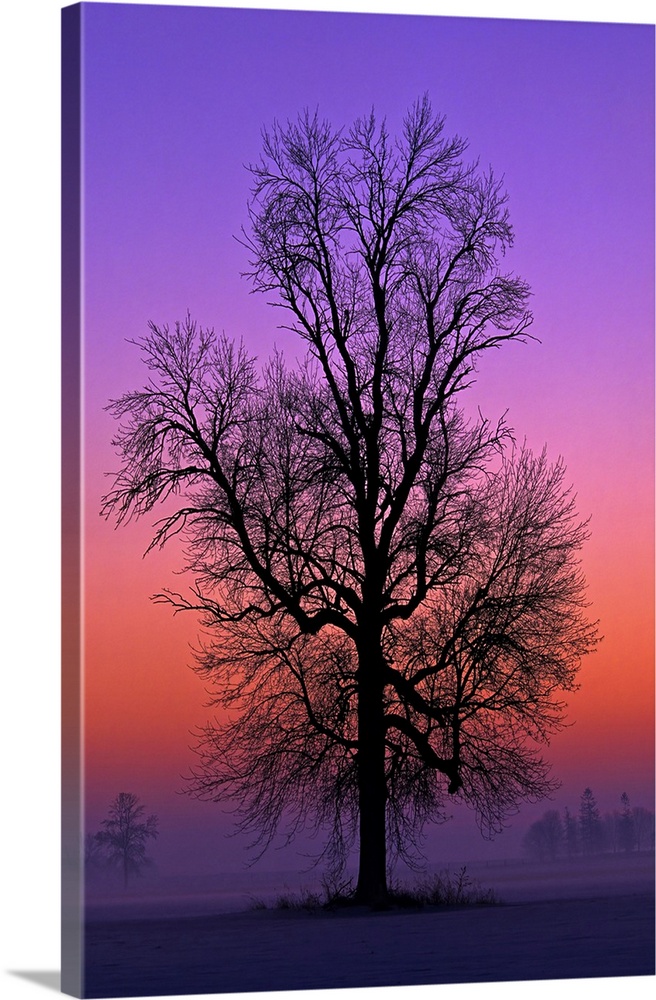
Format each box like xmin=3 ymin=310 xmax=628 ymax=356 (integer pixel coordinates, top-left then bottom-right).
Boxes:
xmin=9 ymin=971 xmax=61 ymax=993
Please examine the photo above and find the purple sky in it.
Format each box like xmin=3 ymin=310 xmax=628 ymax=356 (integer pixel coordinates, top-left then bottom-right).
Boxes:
xmin=73 ymin=2 xmax=654 ymax=875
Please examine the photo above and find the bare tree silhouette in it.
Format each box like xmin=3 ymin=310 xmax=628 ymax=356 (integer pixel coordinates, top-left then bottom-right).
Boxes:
xmin=103 ymin=99 xmax=598 ymax=905
xmin=95 ymin=792 xmax=158 ymax=888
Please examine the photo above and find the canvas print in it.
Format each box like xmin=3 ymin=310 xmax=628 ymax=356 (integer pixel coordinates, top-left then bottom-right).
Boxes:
xmin=61 ymin=2 xmax=655 ymax=997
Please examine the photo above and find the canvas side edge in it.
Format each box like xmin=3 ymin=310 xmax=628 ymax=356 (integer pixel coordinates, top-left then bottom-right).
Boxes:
xmin=61 ymin=4 xmax=84 ymax=997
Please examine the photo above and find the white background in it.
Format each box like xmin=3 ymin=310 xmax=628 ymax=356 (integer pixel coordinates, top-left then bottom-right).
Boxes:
xmin=0 ymin=2 xmax=653 ymax=999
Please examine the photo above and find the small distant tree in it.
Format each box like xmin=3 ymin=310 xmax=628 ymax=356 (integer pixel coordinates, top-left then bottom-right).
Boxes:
xmin=563 ymin=806 xmax=579 ymax=857
xmin=618 ymin=792 xmax=636 ymax=853
xmin=95 ymin=792 xmax=159 ymax=887
xmin=578 ymin=787 xmax=602 ymax=855
xmin=523 ymin=809 xmax=563 ymax=862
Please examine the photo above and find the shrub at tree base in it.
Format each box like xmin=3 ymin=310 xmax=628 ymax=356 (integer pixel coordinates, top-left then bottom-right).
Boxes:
xmin=255 ymin=866 xmax=498 ymax=912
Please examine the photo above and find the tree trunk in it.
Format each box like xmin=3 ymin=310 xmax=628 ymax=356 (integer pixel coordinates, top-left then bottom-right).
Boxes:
xmin=354 ymin=645 xmax=388 ymax=906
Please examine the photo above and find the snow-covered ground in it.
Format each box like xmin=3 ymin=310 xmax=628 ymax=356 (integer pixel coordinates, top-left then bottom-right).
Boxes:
xmin=82 ymin=853 xmax=654 ymax=997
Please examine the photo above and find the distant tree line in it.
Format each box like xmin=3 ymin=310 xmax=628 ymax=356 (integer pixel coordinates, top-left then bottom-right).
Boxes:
xmin=522 ymin=789 xmax=655 ymax=862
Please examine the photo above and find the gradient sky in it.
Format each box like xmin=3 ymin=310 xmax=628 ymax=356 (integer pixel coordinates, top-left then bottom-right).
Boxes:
xmin=75 ymin=2 xmax=654 ymax=874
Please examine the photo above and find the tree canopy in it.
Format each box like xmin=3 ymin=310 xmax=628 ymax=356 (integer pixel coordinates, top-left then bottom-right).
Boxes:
xmin=103 ymin=98 xmax=598 ymax=904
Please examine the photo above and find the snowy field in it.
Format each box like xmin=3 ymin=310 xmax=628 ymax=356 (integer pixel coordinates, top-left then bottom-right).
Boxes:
xmin=83 ymin=853 xmax=654 ymax=997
